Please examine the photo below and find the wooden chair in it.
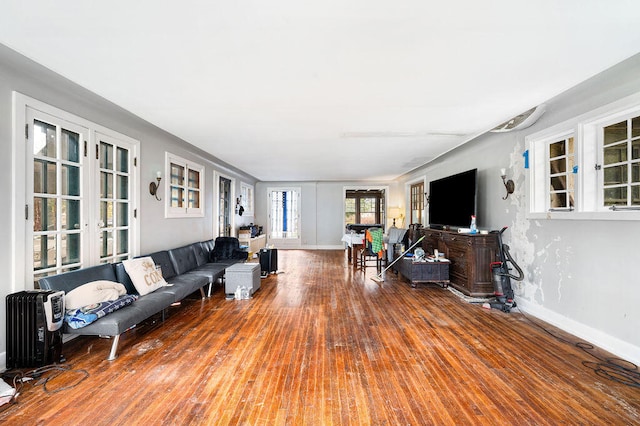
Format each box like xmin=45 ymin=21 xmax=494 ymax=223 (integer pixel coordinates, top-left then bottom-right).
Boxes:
xmin=360 ymin=228 xmax=384 ymax=273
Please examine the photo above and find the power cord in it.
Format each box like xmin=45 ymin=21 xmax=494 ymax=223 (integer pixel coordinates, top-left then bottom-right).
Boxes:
xmin=515 ymin=307 xmax=640 ymax=388
xmin=1 ymin=363 xmax=90 ymax=412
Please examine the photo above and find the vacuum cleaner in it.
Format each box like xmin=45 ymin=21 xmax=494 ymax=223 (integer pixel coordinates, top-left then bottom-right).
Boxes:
xmin=485 ymin=226 xmax=524 ymax=312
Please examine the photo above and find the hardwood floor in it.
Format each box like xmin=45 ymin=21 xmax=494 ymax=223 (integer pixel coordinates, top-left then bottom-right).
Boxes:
xmin=2 ymin=250 xmax=639 ymax=425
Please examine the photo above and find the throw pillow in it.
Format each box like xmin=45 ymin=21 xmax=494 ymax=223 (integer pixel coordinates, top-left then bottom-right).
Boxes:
xmin=65 ymin=280 xmax=127 ymax=310
xmin=122 ymin=257 xmax=168 ymax=296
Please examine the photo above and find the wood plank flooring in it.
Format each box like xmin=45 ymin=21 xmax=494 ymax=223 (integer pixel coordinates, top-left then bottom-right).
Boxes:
xmin=2 ymin=250 xmax=639 ymax=425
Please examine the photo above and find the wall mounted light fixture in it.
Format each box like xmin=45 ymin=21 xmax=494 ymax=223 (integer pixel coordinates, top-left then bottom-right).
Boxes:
xmin=501 ymin=168 xmax=515 ymax=200
xmin=149 ymin=171 xmax=162 ymax=201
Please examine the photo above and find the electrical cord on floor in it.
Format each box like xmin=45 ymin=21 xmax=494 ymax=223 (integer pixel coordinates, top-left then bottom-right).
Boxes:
xmin=0 ymin=363 xmax=90 ymax=412
xmin=515 ymin=306 xmax=640 ymax=388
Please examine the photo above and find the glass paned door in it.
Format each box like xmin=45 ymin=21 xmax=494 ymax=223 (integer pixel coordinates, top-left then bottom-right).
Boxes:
xmin=29 ymin=112 xmax=88 ymax=286
xmin=219 ymin=177 xmax=231 ymax=236
xmin=268 ymin=188 xmax=301 ymax=248
xmin=98 ymin=134 xmax=132 ymax=264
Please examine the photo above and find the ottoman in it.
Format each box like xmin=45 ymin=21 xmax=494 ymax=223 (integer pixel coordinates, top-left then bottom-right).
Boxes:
xmin=225 ymin=263 xmax=261 ymax=298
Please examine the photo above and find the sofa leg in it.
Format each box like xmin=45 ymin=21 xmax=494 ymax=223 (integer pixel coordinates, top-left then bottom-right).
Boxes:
xmin=107 ymin=334 xmax=121 ymax=361
xmin=200 ymin=287 xmax=206 ymax=299
xmin=207 ymin=282 xmax=212 ymax=298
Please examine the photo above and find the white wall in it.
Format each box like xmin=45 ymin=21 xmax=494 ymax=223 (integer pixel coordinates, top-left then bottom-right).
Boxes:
xmin=399 ymin=53 xmax=640 ymax=364
xmin=0 ymin=44 xmax=256 ymax=366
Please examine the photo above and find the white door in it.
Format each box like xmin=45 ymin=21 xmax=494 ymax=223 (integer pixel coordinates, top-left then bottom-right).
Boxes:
xmin=25 ymin=106 xmax=137 ymax=289
xmin=267 ymin=187 xmax=301 ymax=248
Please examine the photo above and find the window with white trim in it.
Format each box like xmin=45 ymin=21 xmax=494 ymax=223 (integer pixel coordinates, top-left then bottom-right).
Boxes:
xmin=240 ymin=182 xmax=254 ymax=216
xmin=528 ymin=93 xmax=640 ymax=219
xmin=165 ymin=153 xmax=204 ymax=218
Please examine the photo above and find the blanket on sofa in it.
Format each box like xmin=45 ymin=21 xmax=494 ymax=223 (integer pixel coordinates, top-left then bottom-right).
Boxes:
xmin=65 ymin=294 xmax=138 ymax=329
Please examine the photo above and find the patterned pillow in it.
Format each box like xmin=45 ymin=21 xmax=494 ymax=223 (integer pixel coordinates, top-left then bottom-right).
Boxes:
xmin=122 ymin=256 xmax=168 ymax=296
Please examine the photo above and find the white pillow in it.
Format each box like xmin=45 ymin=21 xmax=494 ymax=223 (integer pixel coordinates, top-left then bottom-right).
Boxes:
xmin=65 ymin=280 xmax=127 ymax=310
xmin=122 ymin=257 xmax=168 ymax=296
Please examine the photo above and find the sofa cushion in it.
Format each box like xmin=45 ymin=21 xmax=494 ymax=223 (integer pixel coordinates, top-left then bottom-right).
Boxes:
xmin=147 ymin=250 xmax=178 ymax=279
xmin=168 ymin=245 xmax=199 ymax=275
xmin=38 ymin=264 xmax=117 ymax=294
xmin=193 ymin=242 xmax=210 ymax=266
xmin=123 ymin=257 xmax=168 ymax=296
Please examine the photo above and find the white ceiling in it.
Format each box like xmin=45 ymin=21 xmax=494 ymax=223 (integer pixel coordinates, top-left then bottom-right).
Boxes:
xmin=2 ymin=1 xmax=640 ymax=181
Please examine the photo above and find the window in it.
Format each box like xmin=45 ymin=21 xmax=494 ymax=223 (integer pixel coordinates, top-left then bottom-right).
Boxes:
xmin=410 ymin=181 xmax=425 ymax=224
xmin=602 ymin=118 xmax=640 ymax=208
xmin=548 ymin=135 xmax=575 ymax=210
xmin=165 ymin=153 xmax=204 ymax=218
xmin=345 ymin=190 xmax=385 ymax=225
xmin=240 ymin=182 xmax=254 ymax=216
xmin=527 ymin=91 xmax=640 ymax=220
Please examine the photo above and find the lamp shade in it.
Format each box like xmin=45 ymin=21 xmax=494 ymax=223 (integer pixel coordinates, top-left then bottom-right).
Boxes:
xmin=388 ymin=207 xmax=401 ymax=219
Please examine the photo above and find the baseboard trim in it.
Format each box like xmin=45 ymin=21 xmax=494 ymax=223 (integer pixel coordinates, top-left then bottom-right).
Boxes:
xmin=516 ymin=298 xmax=640 ymax=365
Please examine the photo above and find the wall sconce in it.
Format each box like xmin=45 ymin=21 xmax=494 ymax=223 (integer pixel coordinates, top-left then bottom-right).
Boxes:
xmin=501 ymin=168 xmax=515 ymax=200
xmin=149 ymin=171 xmax=162 ymax=201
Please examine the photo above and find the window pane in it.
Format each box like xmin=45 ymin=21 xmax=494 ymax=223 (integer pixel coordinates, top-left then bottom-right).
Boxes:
xmin=33 ymin=197 xmax=56 ymax=232
xmin=360 ymin=213 xmax=376 ymax=224
xmin=61 ymin=233 xmax=80 ymax=265
xmin=117 ymin=230 xmax=128 ymax=255
xmin=604 ymin=142 xmax=627 ymax=165
xmin=171 ymin=187 xmax=184 ymax=207
xmin=34 ymin=160 xmax=56 ymax=194
xmin=100 ymin=231 xmax=113 ymax=258
xmin=345 ymin=212 xmax=356 ymax=224
xmin=61 ymin=129 xmax=80 ymax=162
xmin=345 ymin=198 xmax=356 ymax=212
xmin=633 ymin=139 xmax=640 ymax=160
xmin=62 ymin=199 xmax=80 ymax=230
xmin=33 ymin=235 xmax=56 ymax=270
xmin=604 ymin=187 xmax=627 ymax=206
xmin=100 ymin=142 xmax=114 ymax=170
xmin=632 ymin=185 xmax=640 ymax=206
xmin=604 ymin=165 xmax=628 ymax=185
xmin=604 ymin=120 xmax=627 ymax=144
xmin=62 ymin=164 xmax=80 ymax=196
xmin=550 ymin=158 xmax=566 ymax=174
xmin=101 ymin=201 xmax=113 ymax=227
xmin=116 ymin=147 xmax=128 ymax=173
xmin=550 ymin=176 xmax=566 ymax=191
xmin=632 ymin=116 xmax=640 ymax=139
xmin=188 ymin=190 xmax=200 ymax=208
xmin=116 ymin=202 xmax=128 ymax=226
xmin=101 ymin=172 xmax=113 ymax=199
xmin=549 ymin=140 xmax=565 ymax=158
xmin=33 ymin=120 xmax=56 ymax=157
xmin=188 ymin=169 xmax=200 ymax=189
xmin=550 ymin=192 xmax=568 ymax=208
xmin=117 ymin=175 xmax=128 ymax=200
xmin=633 ymin=163 xmax=640 ymax=183
xmin=171 ymin=163 xmax=185 ymax=185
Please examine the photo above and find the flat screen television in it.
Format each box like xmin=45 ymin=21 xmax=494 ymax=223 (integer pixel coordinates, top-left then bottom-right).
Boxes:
xmin=428 ymin=168 xmax=477 ymax=229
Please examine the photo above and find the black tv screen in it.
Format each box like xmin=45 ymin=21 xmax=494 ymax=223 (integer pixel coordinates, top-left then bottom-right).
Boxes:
xmin=428 ymin=169 xmax=477 ymax=229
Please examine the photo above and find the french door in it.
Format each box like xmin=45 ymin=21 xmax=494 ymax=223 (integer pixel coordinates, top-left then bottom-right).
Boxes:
xmin=24 ymin=104 xmax=137 ymax=288
xmin=267 ymin=187 xmax=301 ymax=248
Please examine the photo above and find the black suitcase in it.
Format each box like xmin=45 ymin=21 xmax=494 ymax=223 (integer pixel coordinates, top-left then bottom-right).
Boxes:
xmin=259 ymin=248 xmax=278 ymax=275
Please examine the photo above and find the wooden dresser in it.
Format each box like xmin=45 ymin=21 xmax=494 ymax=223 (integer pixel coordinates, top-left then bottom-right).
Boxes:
xmin=420 ymin=228 xmax=499 ymax=297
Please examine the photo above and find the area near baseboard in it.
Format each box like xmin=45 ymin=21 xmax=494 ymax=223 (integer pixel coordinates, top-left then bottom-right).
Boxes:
xmin=516 ymin=298 xmax=640 ymax=366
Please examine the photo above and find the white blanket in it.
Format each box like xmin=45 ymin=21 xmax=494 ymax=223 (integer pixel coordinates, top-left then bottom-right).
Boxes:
xmin=65 ymin=280 xmax=127 ymax=310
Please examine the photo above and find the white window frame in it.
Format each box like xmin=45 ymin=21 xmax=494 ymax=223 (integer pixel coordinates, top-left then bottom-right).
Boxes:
xmin=240 ymin=182 xmax=254 ymax=216
xmin=164 ymin=152 xmax=204 ymax=218
xmin=527 ymin=91 xmax=640 ymax=221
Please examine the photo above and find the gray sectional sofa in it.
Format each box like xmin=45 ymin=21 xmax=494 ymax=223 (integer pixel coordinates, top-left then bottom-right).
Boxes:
xmin=38 ymin=237 xmax=248 ymax=361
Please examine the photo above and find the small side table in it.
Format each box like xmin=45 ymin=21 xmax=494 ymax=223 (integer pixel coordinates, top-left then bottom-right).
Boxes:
xmin=394 ymin=257 xmax=450 ymax=288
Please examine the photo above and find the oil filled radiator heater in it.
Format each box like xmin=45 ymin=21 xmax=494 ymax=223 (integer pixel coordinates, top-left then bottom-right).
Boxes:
xmin=5 ymin=290 xmax=65 ymax=369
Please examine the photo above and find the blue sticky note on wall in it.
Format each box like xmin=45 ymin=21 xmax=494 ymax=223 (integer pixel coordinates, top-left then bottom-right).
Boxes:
xmin=573 ymin=166 xmax=578 ymax=174
xmin=523 ymin=150 xmax=529 ymax=169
